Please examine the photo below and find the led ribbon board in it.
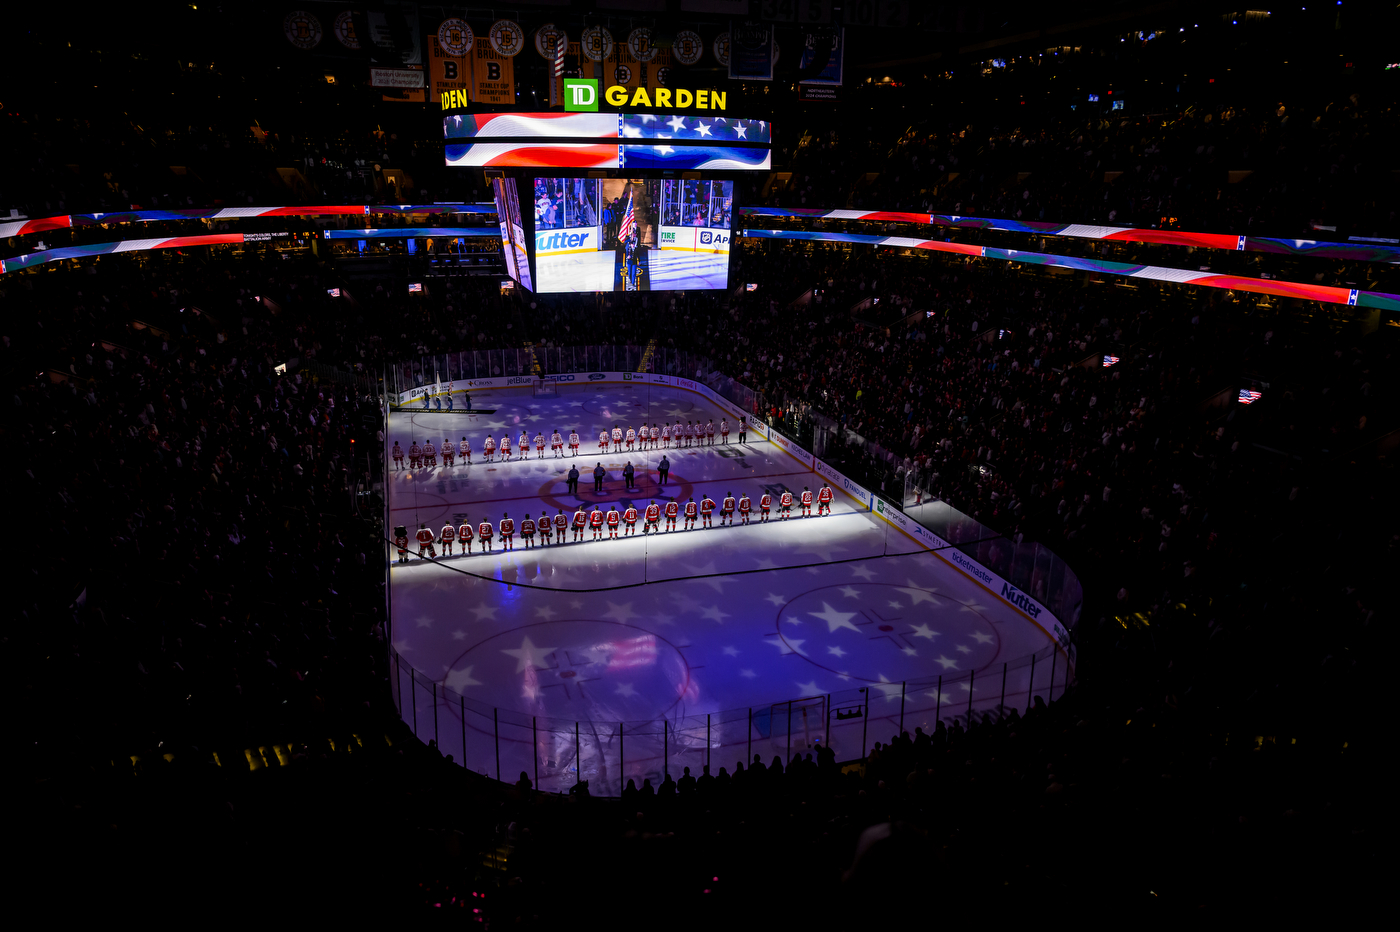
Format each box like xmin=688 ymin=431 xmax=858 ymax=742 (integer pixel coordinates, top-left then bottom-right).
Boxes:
xmin=442 ymin=112 xmax=772 ymax=171
xmin=739 ymin=229 xmax=1400 ymax=311
xmin=741 ymin=207 xmax=1400 ymax=264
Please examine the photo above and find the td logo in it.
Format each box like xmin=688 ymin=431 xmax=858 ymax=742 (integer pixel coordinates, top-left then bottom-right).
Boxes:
xmin=564 ymin=78 xmax=598 ymax=112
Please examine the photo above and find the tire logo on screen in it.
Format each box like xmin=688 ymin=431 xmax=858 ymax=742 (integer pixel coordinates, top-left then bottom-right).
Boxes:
xmin=712 ymin=32 xmax=731 ymax=67
xmin=334 ymin=11 xmax=360 ymax=50
xmin=489 ymin=20 xmax=524 ymax=57
xmin=628 ymin=28 xmax=658 ymax=63
xmin=614 ymin=65 xmax=632 ymax=85
xmin=437 ymin=18 xmax=473 ymax=56
xmin=534 ymin=24 xmax=567 ymax=60
xmin=673 ymin=30 xmax=703 ymax=66
xmin=581 ymin=26 xmax=614 ymax=63
xmin=283 ymin=11 xmax=323 ymax=50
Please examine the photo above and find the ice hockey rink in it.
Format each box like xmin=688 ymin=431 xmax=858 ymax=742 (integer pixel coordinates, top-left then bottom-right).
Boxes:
xmin=535 ymin=250 xmax=618 ymax=292
xmin=647 ymin=250 xmax=729 ymax=289
xmin=385 ymin=382 xmax=1070 ymax=793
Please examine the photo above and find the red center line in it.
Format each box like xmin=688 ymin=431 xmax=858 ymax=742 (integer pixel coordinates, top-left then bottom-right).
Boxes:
xmin=388 ymin=467 xmax=814 ymax=512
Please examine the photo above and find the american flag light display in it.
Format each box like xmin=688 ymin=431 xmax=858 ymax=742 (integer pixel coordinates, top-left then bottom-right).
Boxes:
xmin=1103 ymin=355 xmax=1121 ymax=367
xmin=1238 ymin=389 xmax=1262 ymax=404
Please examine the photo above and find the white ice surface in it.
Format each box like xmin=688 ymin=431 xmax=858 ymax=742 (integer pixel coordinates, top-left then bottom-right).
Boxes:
xmin=386 ymin=385 xmax=1065 ymax=791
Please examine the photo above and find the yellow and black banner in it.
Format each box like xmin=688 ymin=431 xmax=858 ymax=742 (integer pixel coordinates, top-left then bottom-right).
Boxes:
xmin=472 ymin=43 xmax=515 ymax=106
xmin=428 ymin=34 xmax=469 ymax=104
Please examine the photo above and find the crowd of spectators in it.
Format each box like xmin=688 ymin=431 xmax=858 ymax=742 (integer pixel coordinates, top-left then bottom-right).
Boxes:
xmin=767 ymin=94 xmax=1397 ymax=240
xmin=6 ymin=216 xmax=1389 ymax=914
xmin=0 ymin=116 xmax=468 ymax=221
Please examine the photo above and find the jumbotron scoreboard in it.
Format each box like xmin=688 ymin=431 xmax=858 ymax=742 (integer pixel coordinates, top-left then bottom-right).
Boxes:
xmin=443 ymin=82 xmax=771 ymax=295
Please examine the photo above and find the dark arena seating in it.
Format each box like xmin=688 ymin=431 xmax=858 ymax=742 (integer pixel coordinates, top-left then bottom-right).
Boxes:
xmin=4 ymin=2 xmax=1392 ymax=920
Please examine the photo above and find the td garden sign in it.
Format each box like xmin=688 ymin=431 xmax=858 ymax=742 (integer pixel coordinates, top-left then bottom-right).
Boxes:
xmin=563 ymin=78 xmax=727 ymax=112
xmin=438 ymin=78 xmax=728 ymax=113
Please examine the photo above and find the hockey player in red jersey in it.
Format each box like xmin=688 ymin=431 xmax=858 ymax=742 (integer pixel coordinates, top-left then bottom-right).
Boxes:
xmin=408 ymin=441 xmax=422 ymax=469
xmin=478 ymin=518 xmax=494 ymax=552
xmin=392 ymin=442 xmax=404 ymax=469
xmin=415 ymin=523 xmax=437 ymax=559
xmin=705 ymin=420 xmax=716 ymax=445
xmin=611 ymin=424 xmax=623 ymax=451
xmin=650 ymin=424 xmax=660 ymax=448
xmin=518 ymin=430 xmax=529 ymax=457
xmin=664 ymin=498 xmax=680 ymax=531
xmin=552 ymin=430 xmax=564 ymax=458
xmin=721 ymin=492 xmax=736 ymax=527
xmin=684 ymin=497 xmax=699 ymax=530
xmin=500 ymin=433 xmax=512 ymax=461
xmin=738 ymin=492 xmax=752 ymax=525
xmin=394 ymin=525 xmax=410 ymax=563
xmin=423 ymin=440 xmax=437 ymax=467
xmin=644 ymin=500 xmax=661 ymax=534
xmin=520 ymin=514 xmax=536 ymax=549
xmin=459 ymin=519 xmax=474 ymax=552
xmin=800 ymin=486 xmax=814 ymax=517
xmin=700 ymin=494 xmax=716 ymax=528
xmin=553 ymin=509 xmax=568 ymax=542
xmin=623 ymin=503 xmax=639 ymax=536
xmin=459 ymin=437 xmax=472 ymax=464
xmin=818 ymin=484 xmax=833 ymax=516
xmin=625 ymin=427 xmax=636 ymax=451
xmin=499 ymin=513 xmax=515 ymax=550
xmin=759 ymin=491 xmax=772 ymax=522
xmin=440 ymin=521 xmax=457 ymax=555
xmin=590 ymin=506 xmax=605 ymax=541
xmin=569 ymin=430 xmax=580 ymax=456
xmin=534 ymin=432 xmax=546 ymax=458
xmin=572 ymin=506 xmax=588 ymax=542
xmin=539 ymin=510 xmax=553 ymax=545
xmin=720 ymin=420 xmax=729 ymax=444
xmin=780 ymin=488 xmax=795 ymax=520
xmin=606 ymin=505 xmax=621 ymax=539
xmin=441 ymin=439 xmax=455 ymax=467
xmin=483 ymin=435 xmax=495 ymax=463
xmin=598 ymin=429 xmax=609 ymax=453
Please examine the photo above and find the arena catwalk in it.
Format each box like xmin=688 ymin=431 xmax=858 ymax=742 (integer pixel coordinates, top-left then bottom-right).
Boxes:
xmin=385 ymin=383 xmax=1068 ymax=794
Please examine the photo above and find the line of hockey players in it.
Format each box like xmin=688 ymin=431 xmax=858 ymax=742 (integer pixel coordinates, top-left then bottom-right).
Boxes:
xmin=394 ymin=483 xmax=834 ymax=561
xmin=391 ymin=417 xmax=748 ymax=469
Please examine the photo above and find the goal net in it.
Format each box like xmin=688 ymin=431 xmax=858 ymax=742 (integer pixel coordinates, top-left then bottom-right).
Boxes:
xmin=532 ymin=379 xmax=560 ymax=398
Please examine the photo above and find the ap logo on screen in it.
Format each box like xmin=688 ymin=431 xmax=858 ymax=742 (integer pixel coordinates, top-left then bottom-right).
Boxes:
xmin=564 ymin=78 xmax=599 ymax=111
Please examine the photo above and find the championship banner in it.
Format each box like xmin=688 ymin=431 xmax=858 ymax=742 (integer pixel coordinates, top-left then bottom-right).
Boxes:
xmin=379 ymin=65 xmax=425 ymax=102
xmin=472 ymin=42 xmax=515 ymax=106
xmin=428 ymin=20 xmax=472 ymax=104
xmin=646 ymin=47 xmax=674 ymax=90
xmin=797 ymin=28 xmax=843 ymax=86
xmin=728 ymin=21 xmax=773 ymax=81
xmin=367 ymin=1 xmax=422 ymax=64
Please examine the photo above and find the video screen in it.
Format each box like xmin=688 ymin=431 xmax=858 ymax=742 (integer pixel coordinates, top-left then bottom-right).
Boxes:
xmin=490 ymin=177 xmax=534 ymax=292
xmin=533 ymin=177 xmax=734 ymax=293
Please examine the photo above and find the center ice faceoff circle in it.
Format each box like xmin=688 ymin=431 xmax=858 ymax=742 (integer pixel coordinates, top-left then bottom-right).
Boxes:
xmin=775 ymin=583 xmax=1001 ymax=683
xmin=451 ymin=620 xmax=695 ymax=719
